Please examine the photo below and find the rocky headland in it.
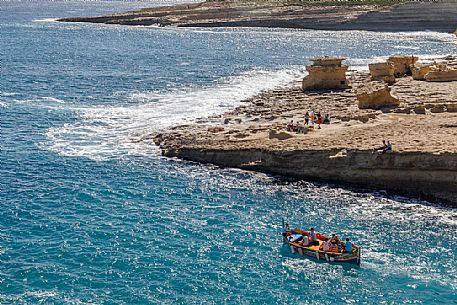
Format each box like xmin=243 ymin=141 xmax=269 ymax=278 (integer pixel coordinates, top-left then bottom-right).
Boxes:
xmin=58 ymin=0 xmax=457 ymax=204
xmin=58 ymin=0 xmax=457 ymax=33
xmin=153 ymin=55 xmax=457 ymax=206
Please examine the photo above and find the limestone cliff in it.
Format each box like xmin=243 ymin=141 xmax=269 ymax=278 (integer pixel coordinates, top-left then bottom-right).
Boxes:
xmin=160 ymin=146 xmax=457 ymax=205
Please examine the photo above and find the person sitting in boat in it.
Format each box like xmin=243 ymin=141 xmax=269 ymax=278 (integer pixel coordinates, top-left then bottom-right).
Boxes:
xmin=282 ymin=223 xmax=290 ymax=237
xmin=344 ymin=238 xmax=353 ymax=253
xmin=329 ymin=240 xmax=339 ymax=252
xmin=300 ymin=234 xmax=309 ymax=246
xmin=330 ymin=233 xmax=340 ymax=244
xmin=309 ymin=228 xmax=319 ymax=246
xmin=322 ymin=238 xmax=330 ymax=252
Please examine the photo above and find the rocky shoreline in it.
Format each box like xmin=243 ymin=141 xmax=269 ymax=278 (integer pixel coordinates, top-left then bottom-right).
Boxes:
xmin=154 ymin=56 xmax=457 ymax=206
xmin=57 ymin=1 xmax=457 ymax=33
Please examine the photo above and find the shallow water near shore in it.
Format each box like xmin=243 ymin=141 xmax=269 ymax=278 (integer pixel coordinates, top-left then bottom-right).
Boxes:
xmin=1 ymin=0 xmax=457 ymax=303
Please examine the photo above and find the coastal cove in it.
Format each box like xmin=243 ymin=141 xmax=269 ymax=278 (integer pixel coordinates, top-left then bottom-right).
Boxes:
xmin=1 ymin=1 xmax=457 ymax=303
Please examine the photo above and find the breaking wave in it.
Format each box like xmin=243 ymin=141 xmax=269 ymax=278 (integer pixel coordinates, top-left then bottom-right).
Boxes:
xmin=42 ymin=68 xmax=304 ymax=160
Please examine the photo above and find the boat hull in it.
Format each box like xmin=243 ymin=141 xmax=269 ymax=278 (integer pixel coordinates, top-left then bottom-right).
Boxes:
xmin=284 ymin=237 xmax=361 ymax=265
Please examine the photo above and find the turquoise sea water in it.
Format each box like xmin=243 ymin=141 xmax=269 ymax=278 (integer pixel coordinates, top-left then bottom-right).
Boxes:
xmin=1 ymin=1 xmax=457 ymax=303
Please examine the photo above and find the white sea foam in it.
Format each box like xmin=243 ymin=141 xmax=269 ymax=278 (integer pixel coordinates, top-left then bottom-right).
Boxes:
xmin=10 ymin=96 xmax=67 ymax=106
xmin=42 ymin=96 xmax=66 ymax=104
xmin=0 ymin=92 xmax=17 ymax=97
xmin=32 ymin=18 xmax=58 ymax=23
xmin=42 ymin=68 xmax=304 ymax=161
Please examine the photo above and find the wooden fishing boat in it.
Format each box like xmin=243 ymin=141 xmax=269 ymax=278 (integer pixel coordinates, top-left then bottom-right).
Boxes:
xmin=283 ymin=228 xmax=361 ymax=265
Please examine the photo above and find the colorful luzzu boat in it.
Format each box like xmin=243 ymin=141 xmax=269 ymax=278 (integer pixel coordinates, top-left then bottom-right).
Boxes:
xmin=283 ymin=228 xmax=361 ymax=265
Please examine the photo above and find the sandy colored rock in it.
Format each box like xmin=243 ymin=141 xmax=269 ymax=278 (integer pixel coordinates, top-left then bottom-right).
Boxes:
xmin=425 ymin=69 xmax=457 ymax=82
xmin=208 ymin=127 xmax=225 ymax=133
xmin=357 ymin=83 xmax=400 ymax=109
xmin=302 ymin=57 xmax=349 ymax=91
xmin=369 ymin=62 xmax=395 ymax=84
xmin=411 ymin=63 xmax=434 ymax=81
xmin=387 ymin=55 xmax=418 ymax=77
xmin=268 ymin=130 xmax=294 ymax=140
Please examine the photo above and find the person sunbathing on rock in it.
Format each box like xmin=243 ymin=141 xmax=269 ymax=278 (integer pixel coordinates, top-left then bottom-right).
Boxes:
xmin=292 ymin=122 xmax=299 ymax=132
xmin=377 ymin=140 xmax=387 ymax=150
xmin=296 ymin=122 xmax=305 ymax=134
xmin=286 ymin=120 xmax=293 ymax=132
xmin=323 ymin=114 xmax=331 ymax=124
xmin=373 ymin=140 xmax=387 ymax=154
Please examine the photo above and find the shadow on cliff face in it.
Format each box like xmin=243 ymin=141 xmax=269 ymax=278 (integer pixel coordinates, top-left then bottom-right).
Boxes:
xmin=242 ymin=173 xmax=455 ymax=208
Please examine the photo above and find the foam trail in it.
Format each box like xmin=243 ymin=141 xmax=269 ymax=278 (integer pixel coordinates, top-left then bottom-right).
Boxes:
xmin=42 ymin=68 xmax=304 ymax=161
xmin=0 ymin=92 xmax=17 ymax=97
xmin=32 ymin=18 xmax=58 ymax=23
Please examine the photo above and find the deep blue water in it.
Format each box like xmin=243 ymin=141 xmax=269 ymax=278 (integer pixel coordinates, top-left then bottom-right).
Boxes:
xmin=1 ymin=1 xmax=457 ymax=303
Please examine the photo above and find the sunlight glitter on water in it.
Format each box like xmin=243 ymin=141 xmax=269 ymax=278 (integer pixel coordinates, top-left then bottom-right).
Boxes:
xmin=1 ymin=0 xmax=457 ymax=303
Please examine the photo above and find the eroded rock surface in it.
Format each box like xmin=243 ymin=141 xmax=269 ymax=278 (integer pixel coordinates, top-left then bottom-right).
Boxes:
xmin=369 ymin=62 xmax=395 ymax=84
xmin=426 ymin=69 xmax=457 ymax=82
xmin=412 ymin=63 xmax=433 ymax=81
xmin=387 ymin=55 xmax=418 ymax=77
xmin=357 ymin=83 xmax=400 ymax=110
xmin=58 ymin=1 xmax=457 ymax=33
xmin=302 ymin=57 xmax=349 ymax=91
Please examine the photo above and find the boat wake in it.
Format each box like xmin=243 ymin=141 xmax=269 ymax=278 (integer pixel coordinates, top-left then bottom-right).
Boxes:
xmin=32 ymin=18 xmax=58 ymax=23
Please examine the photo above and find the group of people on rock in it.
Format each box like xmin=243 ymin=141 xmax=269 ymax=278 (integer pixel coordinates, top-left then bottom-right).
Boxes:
xmin=286 ymin=111 xmax=331 ymax=133
xmin=375 ymin=140 xmax=393 ymax=154
xmin=282 ymin=224 xmax=353 ymax=253
xmin=305 ymin=111 xmax=331 ymax=129
xmin=286 ymin=120 xmax=307 ymax=133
